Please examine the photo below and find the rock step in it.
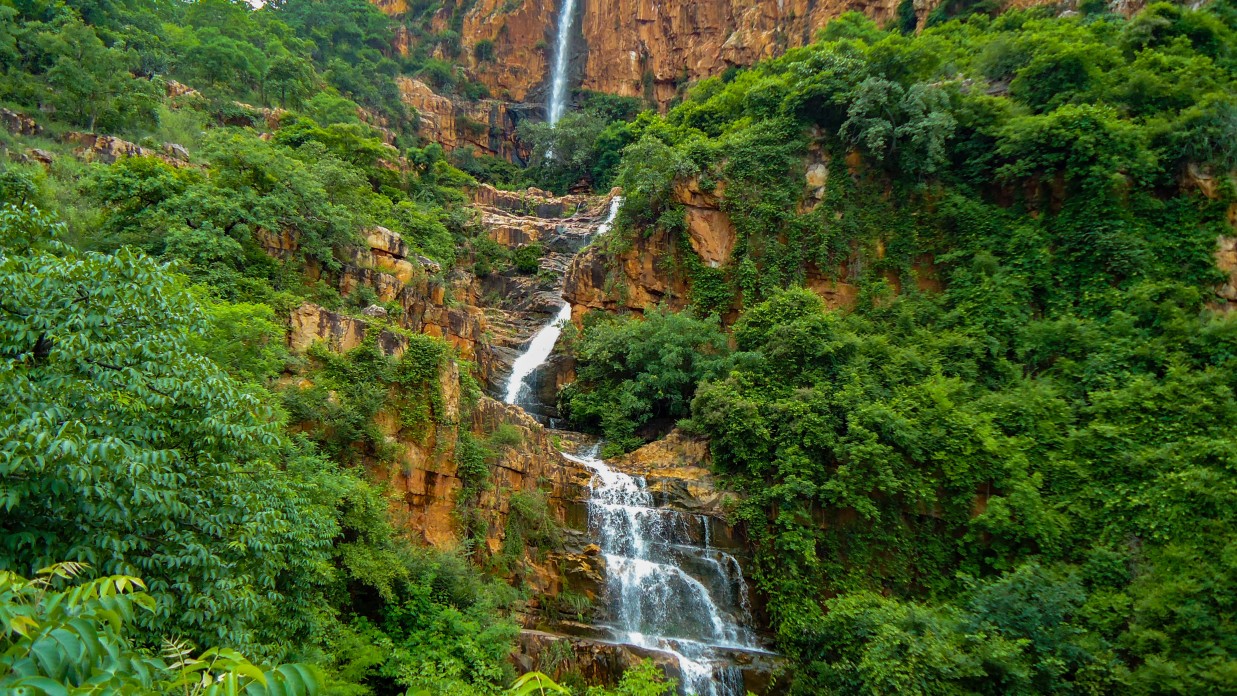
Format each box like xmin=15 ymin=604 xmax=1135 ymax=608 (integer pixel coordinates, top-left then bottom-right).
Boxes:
xmin=513 ymin=629 xmax=785 ymax=695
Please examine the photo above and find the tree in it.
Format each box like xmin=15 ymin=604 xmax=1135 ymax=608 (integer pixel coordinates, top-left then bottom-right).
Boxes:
xmin=840 ymin=77 xmax=956 ymax=175
xmin=562 ymin=309 xmax=733 ymax=455
xmin=0 ymin=563 xmax=321 ymax=695
xmin=265 ymin=52 xmax=316 ymax=108
xmin=180 ymin=27 xmax=265 ymax=91
xmin=38 ymin=18 xmax=158 ymax=132
xmin=0 ymin=203 xmax=336 ymax=652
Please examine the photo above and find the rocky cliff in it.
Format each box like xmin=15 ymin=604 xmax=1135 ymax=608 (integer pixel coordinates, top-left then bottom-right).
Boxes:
xmin=379 ymin=0 xmax=1070 ymax=114
xmin=285 ymin=301 xmax=592 ymax=552
xmin=563 ymin=155 xmax=889 ymax=322
xmin=397 ymin=77 xmax=534 ymax=161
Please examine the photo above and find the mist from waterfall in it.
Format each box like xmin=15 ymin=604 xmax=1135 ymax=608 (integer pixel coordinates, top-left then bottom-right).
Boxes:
xmin=547 ymin=0 xmax=578 ymax=126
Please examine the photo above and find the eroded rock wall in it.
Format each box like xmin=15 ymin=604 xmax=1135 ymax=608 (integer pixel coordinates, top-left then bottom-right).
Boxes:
xmin=285 ymin=303 xmax=591 ymax=550
xmin=397 ymin=77 xmax=534 ymax=160
xmin=562 ymin=156 xmax=938 ymax=323
xmin=377 ymin=0 xmax=1073 ymax=115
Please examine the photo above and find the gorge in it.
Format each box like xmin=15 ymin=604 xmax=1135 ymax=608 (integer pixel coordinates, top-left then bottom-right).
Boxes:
xmin=1 ymin=0 xmax=1235 ymax=695
xmin=495 ymin=196 xmax=769 ymax=695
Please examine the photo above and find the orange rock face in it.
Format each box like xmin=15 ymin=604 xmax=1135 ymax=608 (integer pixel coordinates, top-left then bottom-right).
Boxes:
xmin=574 ymin=0 xmax=908 ymax=108
xmin=432 ymin=0 xmax=557 ymax=104
xmin=285 ymin=305 xmax=591 ymax=550
xmin=397 ymin=77 xmax=529 ymax=160
xmin=388 ymin=0 xmax=957 ymax=112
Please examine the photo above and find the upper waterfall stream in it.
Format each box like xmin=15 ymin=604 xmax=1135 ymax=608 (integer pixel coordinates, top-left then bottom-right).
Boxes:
xmin=498 ymin=196 xmax=762 ymax=695
xmin=547 ymin=0 xmax=578 ymax=126
xmin=503 ymin=196 xmax=621 ymax=408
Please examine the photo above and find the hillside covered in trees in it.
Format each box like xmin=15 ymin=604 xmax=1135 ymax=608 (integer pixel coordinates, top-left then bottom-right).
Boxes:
xmin=1 ymin=0 xmax=1236 ymax=695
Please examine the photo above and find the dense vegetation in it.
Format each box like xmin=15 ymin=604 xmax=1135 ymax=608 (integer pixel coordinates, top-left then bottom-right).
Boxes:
xmin=0 ymin=1 xmax=672 ymax=695
xmin=3 ymin=0 xmax=1236 ymax=693
xmin=564 ymin=2 xmax=1237 ymax=694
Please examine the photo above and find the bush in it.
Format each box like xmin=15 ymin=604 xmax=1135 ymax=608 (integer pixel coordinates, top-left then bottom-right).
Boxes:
xmin=562 ymin=309 xmax=733 ymax=455
xmin=474 ymin=39 xmax=496 ymax=62
xmin=513 ymin=242 xmax=543 ymax=274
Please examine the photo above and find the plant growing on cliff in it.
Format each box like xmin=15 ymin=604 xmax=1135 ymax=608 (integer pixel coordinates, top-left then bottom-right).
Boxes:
xmin=561 ymin=308 xmax=733 ymax=455
xmin=513 ymin=241 xmax=544 ymax=274
xmin=473 ymin=39 xmax=496 ymax=62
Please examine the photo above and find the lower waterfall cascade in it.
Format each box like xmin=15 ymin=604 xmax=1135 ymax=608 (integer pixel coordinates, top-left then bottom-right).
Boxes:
xmin=564 ymin=445 xmax=763 ymax=696
xmin=498 ymin=195 xmax=764 ymax=695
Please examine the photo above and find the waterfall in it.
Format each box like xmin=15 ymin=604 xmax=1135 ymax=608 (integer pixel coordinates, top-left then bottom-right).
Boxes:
xmin=565 ymin=445 xmax=760 ymax=696
xmin=547 ymin=0 xmax=579 ymax=126
xmin=502 ymin=197 xmax=622 ymax=407
xmin=504 ymin=302 xmax=572 ymax=404
xmin=500 ymin=194 xmax=763 ymax=694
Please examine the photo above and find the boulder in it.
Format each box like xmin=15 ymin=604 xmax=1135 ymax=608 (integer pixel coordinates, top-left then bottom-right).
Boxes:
xmin=0 ymin=108 xmax=42 ymax=137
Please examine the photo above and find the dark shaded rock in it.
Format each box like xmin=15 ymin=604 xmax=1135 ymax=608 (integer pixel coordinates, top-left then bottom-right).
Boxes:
xmin=1 ymin=108 xmax=42 ymax=137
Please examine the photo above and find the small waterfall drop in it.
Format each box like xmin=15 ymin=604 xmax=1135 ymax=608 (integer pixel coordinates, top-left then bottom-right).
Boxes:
xmin=565 ymin=445 xmax=760 ymax=696
xmin=504 ymin=302 xmax=572 ymax=405
xmin=502 ymin=196 xmax=621 ymax=407
xmin=547 ymin=0 xmax=579 ymax=126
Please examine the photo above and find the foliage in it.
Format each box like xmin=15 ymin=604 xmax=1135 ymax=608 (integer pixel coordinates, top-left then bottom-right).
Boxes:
xmin=585 ymin=660 xmax=676 ymax=696
xmin=561 ymin=309 xmax=733 ymax=455
xmin=284 ymin=332 xmax=450 ymax=462
xmin=689 ymin=281 xmax=1237 ymax=694
xmin=0 ymin=204 xmax=339 ymax=653
xmin=0 ymin=563 xmax=321 ymax=695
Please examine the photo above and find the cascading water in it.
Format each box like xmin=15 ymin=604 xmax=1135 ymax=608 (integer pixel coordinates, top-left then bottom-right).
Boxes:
xmin=504 ymin=302 xmax=572 ymax=405
xmin=547 ymin=0 xmax=578 ymax=126
xmin=503 ymin=196 xmax=622 ymax=408
xmin=565 ymin=445 xmax=760 ymax=696
xmin=500 ymin=195 xmax=759 ymax=695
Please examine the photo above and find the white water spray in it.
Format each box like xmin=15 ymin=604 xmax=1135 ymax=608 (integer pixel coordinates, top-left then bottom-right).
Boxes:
xmin=547 ymin=0 xmax=579 ymax=126
xmin=504 ymin=302 xmax=572 ymax=404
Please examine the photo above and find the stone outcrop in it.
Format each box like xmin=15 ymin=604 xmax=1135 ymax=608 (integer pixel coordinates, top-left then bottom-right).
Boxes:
xmin=164 ymin=80 xmax=201 ymax=100
xmin=262 ymin=182 xmax=614 ymax=402
xmin=563 ymin=224 xmax=689 ymax=321
xmin=0 ymin=108 xmax=194 ymax=168
xmin=288 ymin=303 xmax=409 ymax=356
xmin=515 ymin=629 xmax=783 ymax=694
xmin=514 ymin=630 xmax=681 ymax=687
xmin=397 ymin=77 xmax=532 ymax=161
xmin=64 ymin=132 xmax=190 ymax=167
xmin=269 ymin=220 xmax=495 ymax=376
xmin=377 ymin=394 xmax=591 ymax=549
xmin=412 ymin=0 xmax=558 ymax=104
xmin=1 ymin=107 xmax=43 ymax=137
